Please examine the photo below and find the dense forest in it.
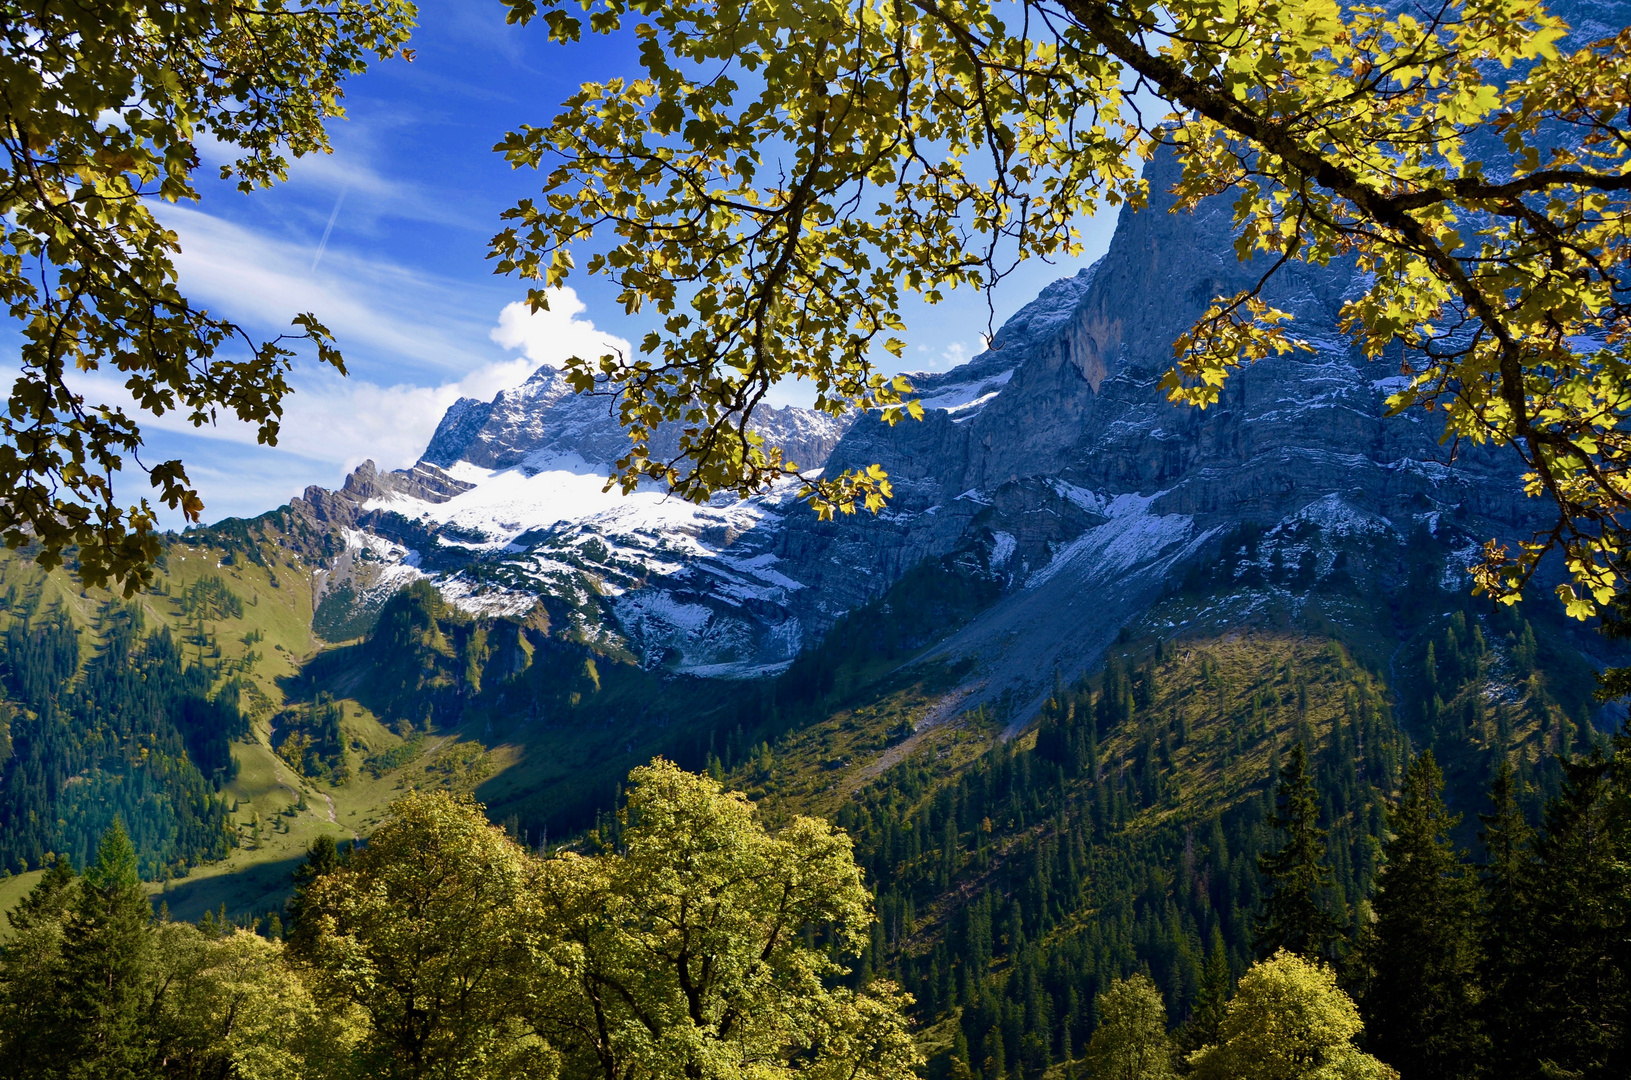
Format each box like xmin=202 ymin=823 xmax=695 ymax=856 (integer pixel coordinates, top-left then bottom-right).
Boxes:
xmin=0 ymin=502 xmax=1622 ymax=1080
xmin=824 ymin=667 xmax=1626 ymax=1080
xmin=0 ymin=589 xmax=245 ymax=880
xmin=1 ymin=730 xmax=1627 ymax=1080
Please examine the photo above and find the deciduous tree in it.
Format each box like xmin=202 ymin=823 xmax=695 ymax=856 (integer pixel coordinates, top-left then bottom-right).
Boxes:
xmin=1083 ymin=974 xmax=1175 ymax=1080
xmin=1188 ymin=950 xmax=1396 ymax=1080
xmin=526 ymin=759 xmax=921 ymax=1080
xmin=150 ymin=924 xmax=363 ymax=1080
xmin=291 ymin=792 xmax=547 ymax=1080
xmin=0 ymin=0 xmax=415 ymax=590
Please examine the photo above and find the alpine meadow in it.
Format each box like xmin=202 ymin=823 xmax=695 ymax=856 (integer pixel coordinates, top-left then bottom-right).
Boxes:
xmin=2 ymin=1 xmax=1630 ymax=1079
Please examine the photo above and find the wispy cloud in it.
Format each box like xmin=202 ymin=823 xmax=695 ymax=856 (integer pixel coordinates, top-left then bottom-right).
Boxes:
xmin=157 ymin=203 xmax=502 ymax=380
xmin=193 ymin=131 xmax=483 ymax=234
xmin=309 ymin=186 xmax=349 ymax=271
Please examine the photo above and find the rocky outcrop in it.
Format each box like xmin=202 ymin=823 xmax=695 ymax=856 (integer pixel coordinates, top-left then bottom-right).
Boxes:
xmin=414 ymin=366 xmax=854 ymax=475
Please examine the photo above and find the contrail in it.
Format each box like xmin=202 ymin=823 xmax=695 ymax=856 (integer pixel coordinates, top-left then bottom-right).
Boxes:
xmin=310 ymin=186 xmax=348 ymax=272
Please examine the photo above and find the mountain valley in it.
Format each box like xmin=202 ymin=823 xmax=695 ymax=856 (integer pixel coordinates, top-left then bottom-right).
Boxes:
xmin=0 ymin=142 xmax=1623 ymax=1077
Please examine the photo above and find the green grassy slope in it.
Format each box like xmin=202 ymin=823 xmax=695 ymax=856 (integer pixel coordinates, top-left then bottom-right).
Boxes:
xmin=0 ymin=535 xmax=458 ymax=928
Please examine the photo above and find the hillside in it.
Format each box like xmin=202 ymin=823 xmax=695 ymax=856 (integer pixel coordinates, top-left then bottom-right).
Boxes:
xmin=0 ymin=533 xmax=497 ymax=924
xmin=691 ymin=571 xmax=1604 ymax=1077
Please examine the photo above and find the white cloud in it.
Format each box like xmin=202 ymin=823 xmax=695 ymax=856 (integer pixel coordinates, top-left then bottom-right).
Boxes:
xmin=17 ymin=207 xmax=639 ymax=521
xmin=53 ymin=287 xmax=635 ymax=485
xmin=489 ymin=289 xmax=633 ymax=370
xmin=157 ymin=204 xmax=499 ymax=378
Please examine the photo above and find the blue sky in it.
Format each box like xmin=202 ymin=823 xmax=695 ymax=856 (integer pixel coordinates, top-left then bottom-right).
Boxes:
xmin=108 ymin=1 xmax=1121 ymax=525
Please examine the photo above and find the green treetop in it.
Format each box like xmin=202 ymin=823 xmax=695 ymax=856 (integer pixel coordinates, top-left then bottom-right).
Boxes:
xmin=1189 ymin=950 xmax=1396 ymax=1080
xmin=1476 ymin=755 xmax=1534 ymax=1078
xmin=1349 ymin=751 xmax=1484 ymax=1080
xmin=0 ymin=858 xmax=78 ymax=1075
xmin=290 ymin=792 xmax=547 ymax=1079
xmin=1490 ymin=748 xmax=1631 ymax=1080
xmin=291 ymin=766 xmax=921 ymax=1080
xmin=1083 ymin=973 xmax=1176 ymax=1080
xmin=1182 ymin=927 xmax=1232 ymax=1056
xmin=1255 ymin=742 xmax=1342 ymax=961
xmin=527 ymin=759 xmax=921 ymax=1080
xmin=57 ymin=821 xmax=155 ymax=1080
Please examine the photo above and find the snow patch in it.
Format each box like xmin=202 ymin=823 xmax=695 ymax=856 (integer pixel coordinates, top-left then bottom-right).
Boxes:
xmin=990 ymin=532 xmax=1017 ymax=567
xmin=915 ymin=368 xmax=1016 ymax=413
xmin=1280 ymin=494 xmax=1395 ymax=538
xmin=1026 ymin=493 xmax=1191 ymax=593
xmin=1049 ymin=480 xmax=1107 ymax=516
xmin=1442 ymin=538 xmax=1482 ymax=590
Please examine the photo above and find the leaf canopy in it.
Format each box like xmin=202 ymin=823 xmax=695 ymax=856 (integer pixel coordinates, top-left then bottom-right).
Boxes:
xmin=0 ymin=0 xmax=416 ymax=591
xmin=497 ymin=0 xmax=1631 ymax=618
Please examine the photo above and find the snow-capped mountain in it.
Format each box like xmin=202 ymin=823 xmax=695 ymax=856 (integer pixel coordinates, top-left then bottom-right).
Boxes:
xmin=283 ymin=147 xmax=1544 ymax=705
xmin=285 ymin=364 xmax=858 ymax=676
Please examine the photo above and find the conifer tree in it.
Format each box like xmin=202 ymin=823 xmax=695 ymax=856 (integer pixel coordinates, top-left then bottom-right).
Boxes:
xmin=984 ymin=1024 xmax=1007 ymax=1080
xmin=284 ymin=833 xmax=342 ymax=953
xmin=950 ymin=1028 xmax=975 ymax=1080
xmin=1349 ymin=751 xmax=1484 ymax=1079
xmin=1183 ymin=928 xmax=1232 ymax=1055
xmin=57 ymin=821 xmax=155 ymax=1080
xmin=1493 ymin=750 xmax=1631 ymax=1080
xmin=0 ymin=858 xmax=78 ymax=1077
xmin=1255 ymin=743 xmax=1341 ymax=960
xmin=1477 ymin=757 xmax=1533 ymax=1080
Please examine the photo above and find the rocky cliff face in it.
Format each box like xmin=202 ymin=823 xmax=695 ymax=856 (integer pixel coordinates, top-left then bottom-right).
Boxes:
xmin=761 ymin=147 xmax=1542 ymax=718
xmin=282 ymin=362 xmax=855 ymax=675
xmin=286 ymin=148 xmax=1546 ymax=706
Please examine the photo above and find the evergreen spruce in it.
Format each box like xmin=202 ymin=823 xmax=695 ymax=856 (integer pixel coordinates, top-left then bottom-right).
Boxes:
xmin=1254 ymin=742 xmax=1342 ymax=960
xmin=1183 ymin=927 xmax=1232 ymax=1054
xmin=982 ymin=1022 xmax=1006 ymax=1080
xmin=1494 ymin=749 xmax=1630 ymax=1080
xmin=1351 ymin=751 xmax=1484 ymax=1079
xmin=0 ymin=858 xmax=78 ymax=1078
xmin=285 ymin=833 xmax=342 ymax=952
xmin=57 ymin=822 xmax=154 ymax=1080
xmin=1477 ymin=757 xmax=1533 ymax=1080
xmin=0 ymin=600 xmax=245 ymax=877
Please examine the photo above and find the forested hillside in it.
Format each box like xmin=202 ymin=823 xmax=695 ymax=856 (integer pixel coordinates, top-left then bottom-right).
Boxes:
xmin=0 ymin=536 xmax=456 ymax=920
